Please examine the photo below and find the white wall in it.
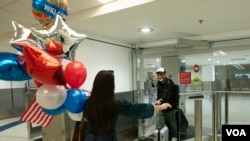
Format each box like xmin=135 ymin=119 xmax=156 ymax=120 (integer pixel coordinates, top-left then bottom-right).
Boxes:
xmin=0 ymin=38 xmax=134 ymax=92
xmin=0 ymin=39 xmax=17 ymax=53
xmin=0 ymin=80 xmax=11 ymax=88
xmin=63 ymin=39 xmax=133 ymax=93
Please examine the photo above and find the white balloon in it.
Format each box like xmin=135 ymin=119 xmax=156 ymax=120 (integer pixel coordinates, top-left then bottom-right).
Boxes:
xmin=36 ymin=85 xmax=67 ymax=109
xmin=67 ymin=111 xmax=83 ymax=121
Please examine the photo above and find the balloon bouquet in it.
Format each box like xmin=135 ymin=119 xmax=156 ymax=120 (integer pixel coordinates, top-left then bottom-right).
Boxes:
xmin=0 ymin=0 xmax=88 ymax=123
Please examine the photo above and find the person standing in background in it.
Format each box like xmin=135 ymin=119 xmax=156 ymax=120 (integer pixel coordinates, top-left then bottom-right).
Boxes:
xmin=148 ymin=74 xmax=156 ymax=103
xmin=155 ymin=67 xmax=178 ymax=141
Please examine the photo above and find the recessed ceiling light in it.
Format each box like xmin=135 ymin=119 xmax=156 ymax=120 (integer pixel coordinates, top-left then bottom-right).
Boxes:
xmin=181 ymin=59 xmax=186 ymax=63
xmin=97 ymin=0 xmax=115 ymax=4
xmin=139 ymin=27 xmax=154 ymax=33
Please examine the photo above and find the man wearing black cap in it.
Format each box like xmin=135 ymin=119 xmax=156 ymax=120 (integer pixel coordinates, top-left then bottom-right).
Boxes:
xmin=155 ymin=67 xmax=178 ymax=141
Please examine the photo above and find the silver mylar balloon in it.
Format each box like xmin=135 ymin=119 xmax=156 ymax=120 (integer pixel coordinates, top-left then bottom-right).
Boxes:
xmin=10 ymin=21 xmax=31 ymax=43
xmin=9 ymin=21 xmax=45 ymax=52
xmin=31 ymin=15 xmax=87 ymax=60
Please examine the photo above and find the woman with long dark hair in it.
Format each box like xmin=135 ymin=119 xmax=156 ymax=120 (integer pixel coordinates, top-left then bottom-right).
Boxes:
xmin=84 ymin=70 xmax=172 ymax=141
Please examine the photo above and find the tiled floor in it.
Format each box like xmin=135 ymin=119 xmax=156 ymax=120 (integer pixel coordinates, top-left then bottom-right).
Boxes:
xmin=2 ymin=93 xmax=248 ymax=141
xmin=0 ymin=95 xmax=185 ymax=141
xmin=0 ymin=117 xmax=207 ymax=141
xmin=0 ymin=117 xmax=32 ymax=141
xmin=0 ymin=116 xmax=137 ymax=141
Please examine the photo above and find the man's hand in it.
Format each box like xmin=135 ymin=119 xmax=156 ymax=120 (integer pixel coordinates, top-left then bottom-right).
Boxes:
xmin=161 ymin=103 xmax=172 ymax=110
xmin=155 ymin=99 xmax=163 ymax=105
xmin=155 ymin=100 xmax=161 ymax=105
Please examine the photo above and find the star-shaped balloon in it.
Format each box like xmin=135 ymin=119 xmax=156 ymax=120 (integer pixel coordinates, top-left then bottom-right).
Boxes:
xmin=46 ymin=39 xmax=63 ymax=57
xmin=10 ymin=21 xmax=31 ymax=43
xmin=9 ymin=21 xmax=45 ymax=52
xmin=13 ymin=41 xmax=66 ymax=85
xmin=31 ymin=15 xmax=87 ymax=60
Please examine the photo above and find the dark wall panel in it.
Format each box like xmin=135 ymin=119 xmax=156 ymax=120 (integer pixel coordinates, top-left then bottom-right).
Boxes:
xmin=0 ymin=89 xmax=13 ymax=119
xmin=115 ymin=91 xmax=138 ymax=135
xmin=0 ymin=88 xmax=25 ymax=119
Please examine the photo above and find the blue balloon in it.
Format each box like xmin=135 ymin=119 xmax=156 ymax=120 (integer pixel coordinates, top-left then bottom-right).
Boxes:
xmin=0 ymin=52 xmax=31 ymax=81
xmin=43 ymin=104 xmax=65 ymax=116
xmin=64 ymin=88 xmax=87 ymax=113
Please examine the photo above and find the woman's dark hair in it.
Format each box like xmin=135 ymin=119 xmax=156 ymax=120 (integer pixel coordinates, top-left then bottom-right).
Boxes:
xmin=85 ymin=70 xmax=117 ymax=135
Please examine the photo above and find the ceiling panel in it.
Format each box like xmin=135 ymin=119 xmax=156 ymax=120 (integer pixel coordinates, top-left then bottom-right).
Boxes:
xmin=3 ymin=0 xmax=33 ymax=16
xmin=1 ymin=0 xmax=250 ymax=67
xmin=0 ymin=0 xmax=16 ymax=8
xmin=67 ymin=0 xmax=102 ymax=13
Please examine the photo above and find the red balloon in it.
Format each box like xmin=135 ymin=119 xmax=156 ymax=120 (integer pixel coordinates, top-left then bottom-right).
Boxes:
xmin=14 ymin=41 xmax=66 ymax=85
xmin=34 ymin=80 xmax=43 ymax=88
xmin=46 ymin=39 xmax=63 ymax=56
xmin=64 ymin=61 xmax=87 ymax=88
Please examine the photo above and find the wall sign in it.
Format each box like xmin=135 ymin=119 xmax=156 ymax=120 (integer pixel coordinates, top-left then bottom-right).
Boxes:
xmin=193 ymin=64 xmax=200 ymax=73
xmin=179 ymin=72 xmax=191 ymax=84
xmin=193 ymin=76 xmax=200 ymax=85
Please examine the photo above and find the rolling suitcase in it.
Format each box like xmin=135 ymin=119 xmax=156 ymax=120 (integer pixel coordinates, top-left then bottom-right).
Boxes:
xmin=154 ymin=125 xmax=169 ymax=141
xmin=154 ymin=112 xmax=169 ymax=141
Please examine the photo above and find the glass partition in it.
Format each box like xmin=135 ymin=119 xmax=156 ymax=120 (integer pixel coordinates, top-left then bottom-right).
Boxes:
xmin=215 ymin=91 xmax=250 ymax=125
xmin=135 ymin=39 xmax=250 ymax=141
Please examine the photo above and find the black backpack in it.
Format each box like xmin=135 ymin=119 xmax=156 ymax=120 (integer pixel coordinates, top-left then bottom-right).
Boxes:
xmin=173 ymin=85 xmax=189 ymax=136
xmin=171 ymin=84 xmax=180 ymax=109
xmin=176 ymin=108 xmax=189 ymax=135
